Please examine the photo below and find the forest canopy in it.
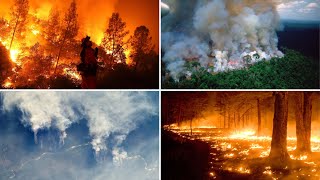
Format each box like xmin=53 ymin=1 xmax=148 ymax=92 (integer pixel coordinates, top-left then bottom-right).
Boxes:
xmin=162 ymin=49 xmax=319 ymax=89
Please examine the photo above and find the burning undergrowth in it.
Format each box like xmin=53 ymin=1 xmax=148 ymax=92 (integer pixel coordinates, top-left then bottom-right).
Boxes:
xmin=164 ymin=126 xmax=320 ymax=179
xmin=162 ymin=0 xmax=284 ymax=80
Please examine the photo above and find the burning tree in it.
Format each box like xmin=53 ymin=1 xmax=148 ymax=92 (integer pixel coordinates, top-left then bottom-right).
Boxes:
xmin=9 ymin=0 xmax=29 ymax=50
xmin=101 ymin=13 xmax=129 ymax=65
xmin=54 ymin=0 xmax=79 ymax=74
xmin=44 ymin=9 xmax=61 ymax=56
xmin=129 ymin=25 xmax=155 ymax=71
xmin=0 ymin=18 xmax=10 ymax=40
xmin=0 ymin=0 xmax=158 ymax=89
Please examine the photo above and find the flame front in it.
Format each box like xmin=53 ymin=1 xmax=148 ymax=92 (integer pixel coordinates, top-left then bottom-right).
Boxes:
xmin=164 ymin=125 xmax=320 ymax=179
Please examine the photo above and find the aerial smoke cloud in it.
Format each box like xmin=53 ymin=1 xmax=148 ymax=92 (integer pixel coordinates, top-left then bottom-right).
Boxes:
xmin=162 ymin=0 xmax=284 ymax=79
xmin=2 ymin=92 xmax=156 ymax=159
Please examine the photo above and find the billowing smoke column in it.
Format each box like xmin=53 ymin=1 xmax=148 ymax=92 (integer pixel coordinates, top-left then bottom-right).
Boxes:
xmin=2 ymin=92 xmax=156 ymax=161
xmin=162 ymin=0 xmax=284 ymax=79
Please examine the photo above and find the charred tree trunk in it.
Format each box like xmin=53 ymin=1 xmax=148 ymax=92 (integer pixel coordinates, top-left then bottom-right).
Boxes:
xmin=242 ymin=115 xmax=245 ymax=128
xmin=233 ymin=112 xmax=236 ymax=129
xmin=269 ymin=92 xmax=289 ymax=166
xmin=228 ymin=112 xmax=231 ymax=129
xmin=178 ymin=101 xmax=182 ymax=125
xmin=296 ymin=92 xmax=313 ymax=153
xmin=223 ymin=111 xmax=226 ymax=129
xmin=190 ymin=119 xmax=193 ymax=136
xmin=257 ymin=98 xmax=261 ymax=136
xmin=237 ymin=112 xmax=240 ymax=129
xmin=9 ymin=17 xmax=20 ymax=50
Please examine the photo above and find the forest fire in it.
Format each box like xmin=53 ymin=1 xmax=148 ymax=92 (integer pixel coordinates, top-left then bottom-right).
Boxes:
xmin=0 ymin=0 xmax=159 ymax=89
xmin=164 ymin=126 xmax=320 ymax=179
xmin=162 ymin=92 xmax=320 ymax=179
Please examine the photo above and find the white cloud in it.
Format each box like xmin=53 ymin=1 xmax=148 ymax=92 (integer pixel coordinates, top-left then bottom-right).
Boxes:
xmin=298 ymin=2 xmax=320 ymax=13
xmin=2 ymin=92 xmax=157 ymax=155
xmin=306 ymin=2 xmax=319 ymax=8
xmin=277 ymin=0 xmax=306 ymax=9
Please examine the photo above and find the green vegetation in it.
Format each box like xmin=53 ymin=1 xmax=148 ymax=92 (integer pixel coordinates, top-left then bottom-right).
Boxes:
xmin=162 ymin=49 xmax=319 ymax=89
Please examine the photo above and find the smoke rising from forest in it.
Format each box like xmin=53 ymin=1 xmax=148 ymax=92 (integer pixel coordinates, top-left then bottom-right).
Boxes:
xmin=162 ymin=0 xmax=284 ymax=79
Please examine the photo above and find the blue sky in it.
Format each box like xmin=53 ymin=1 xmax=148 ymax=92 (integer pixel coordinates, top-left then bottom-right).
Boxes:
xmin=0 ymin=92 xmax=159 ymax=180
xmin=277 ymin=0 xmax=320 ymax=21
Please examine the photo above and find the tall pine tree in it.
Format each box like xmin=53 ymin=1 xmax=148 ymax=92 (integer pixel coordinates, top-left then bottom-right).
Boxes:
xmin=9 ymin=0 xmax=29 ymax=50
xmin=129 ymin=25 xmax=154 ymax=71
xmin=54 ymin=0 xmax=79 ymax=74
xmin=101 ymin=13 xmax=129 ymax=65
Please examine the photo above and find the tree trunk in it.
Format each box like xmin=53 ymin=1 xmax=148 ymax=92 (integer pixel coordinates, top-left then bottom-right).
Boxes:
xmin=228 ymin=112 xmax=231 ymax=129
xmin=296 ymin=92 xmax=313 ymax=153
xmin=233 ymin=112 xmax=236 ymax=129
xmin=237 ymin=112 xmax=240 ymax=129
xmin=257 ymin=98 xmax=261 ymax=136
xmin=190 ymin=119 xmax=192 ymax=136
xmin=9 ymin=17 xmax=20 ymax=50
xmin=178 ymin=101 xmax=182 ymax=125
xmin=269 ymin=92 xmax=289 ymax=166
xmin=223 ymin=111 xmax=226 ymax=128
xmin=242 ymin=115 xmax=245 ymax=128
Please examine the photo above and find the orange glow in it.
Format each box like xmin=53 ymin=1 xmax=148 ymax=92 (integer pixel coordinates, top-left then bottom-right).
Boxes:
xmin=2 ymin=79 xmax=13 ymax=88
xmin=10 ymin=49 xmax=20 ymax=64
xmin=0 ymin=0 xmax=158 ymax=88
xmin=125 ymin=49 xmax=132 ymax=65
xmin=63 ymin=68 xmax=81 ymax=81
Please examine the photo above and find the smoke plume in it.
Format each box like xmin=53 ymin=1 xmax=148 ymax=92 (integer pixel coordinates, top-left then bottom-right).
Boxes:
xmin=162 ymin=0 xmax=284 ymax=79
xmin=2 ymin=91 xmax=156 ymax=155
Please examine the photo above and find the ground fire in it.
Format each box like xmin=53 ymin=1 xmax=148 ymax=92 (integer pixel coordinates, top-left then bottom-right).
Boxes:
xmin=162 ymin=92 xmax=320 ymax=179
xmin=0 ymin=0 xmax=159 ymax=89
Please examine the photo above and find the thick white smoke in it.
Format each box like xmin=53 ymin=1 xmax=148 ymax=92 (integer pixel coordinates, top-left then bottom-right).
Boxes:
xmin=2 ymin=92 xmax=156 ymax=158
xmin=162 ymin=0 xmax=284 ymax=79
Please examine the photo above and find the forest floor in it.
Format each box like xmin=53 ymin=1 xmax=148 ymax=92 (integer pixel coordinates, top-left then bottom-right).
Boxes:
xmin=162 ymin=128 xmax=320 ymax=180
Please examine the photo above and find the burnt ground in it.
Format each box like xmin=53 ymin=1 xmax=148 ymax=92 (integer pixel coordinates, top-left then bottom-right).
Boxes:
xmin=161 ymin=129 xmax=210 ymax=180
xmin=162 ymin=128 xmax=320 ymax=180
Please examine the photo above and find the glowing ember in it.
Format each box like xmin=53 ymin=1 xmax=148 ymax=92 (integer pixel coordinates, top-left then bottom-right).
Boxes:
xmin=229 ymin=130 xmax=255 ymax=138
xmin=32 ymin=29 xmax=40 ymax=35
xmin=290 ymin=155 xmax=308 ymax=160
xmin=164 ymin=125 xmax=320 ymax=178
xmin=10 ymin=49 xmax=20 ymax=63
xmin=3 ymin=80 xmax=13 ymax=88
xmin=237 ymin=167 xmax=250 ymax=174
xmin=224 ymin=153 xmax=234 ymax=158
xmin=63 ymin=68 xmax=81 ymax=81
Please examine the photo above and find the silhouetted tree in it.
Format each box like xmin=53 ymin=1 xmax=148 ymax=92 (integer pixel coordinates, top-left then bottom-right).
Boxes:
xmin=269 ymin=92 xmax=290 ymax=167
xmin=129 ymin=25 xmax=155 ymax=71
xmin=44 ymin=8 xmax=61 ymax=55
xmin=0 ymin=44 xmax=13 ymax=84
xmin=9 ymin=0 xmax=29 ymax=50
xmin=257 ymin=98 xmax=261 ymax=136
xmin=295 ymin=92 xmax=313 ymax=153
xmin=101 ymin=13 xmax=129 ymax=65
xmin=54 ymin=0 xmax=79 ymax=74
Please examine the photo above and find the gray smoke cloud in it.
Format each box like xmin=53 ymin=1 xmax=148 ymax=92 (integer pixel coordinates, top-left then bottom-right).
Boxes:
xmin=162 ymin=0 xmax=284 ymax=79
